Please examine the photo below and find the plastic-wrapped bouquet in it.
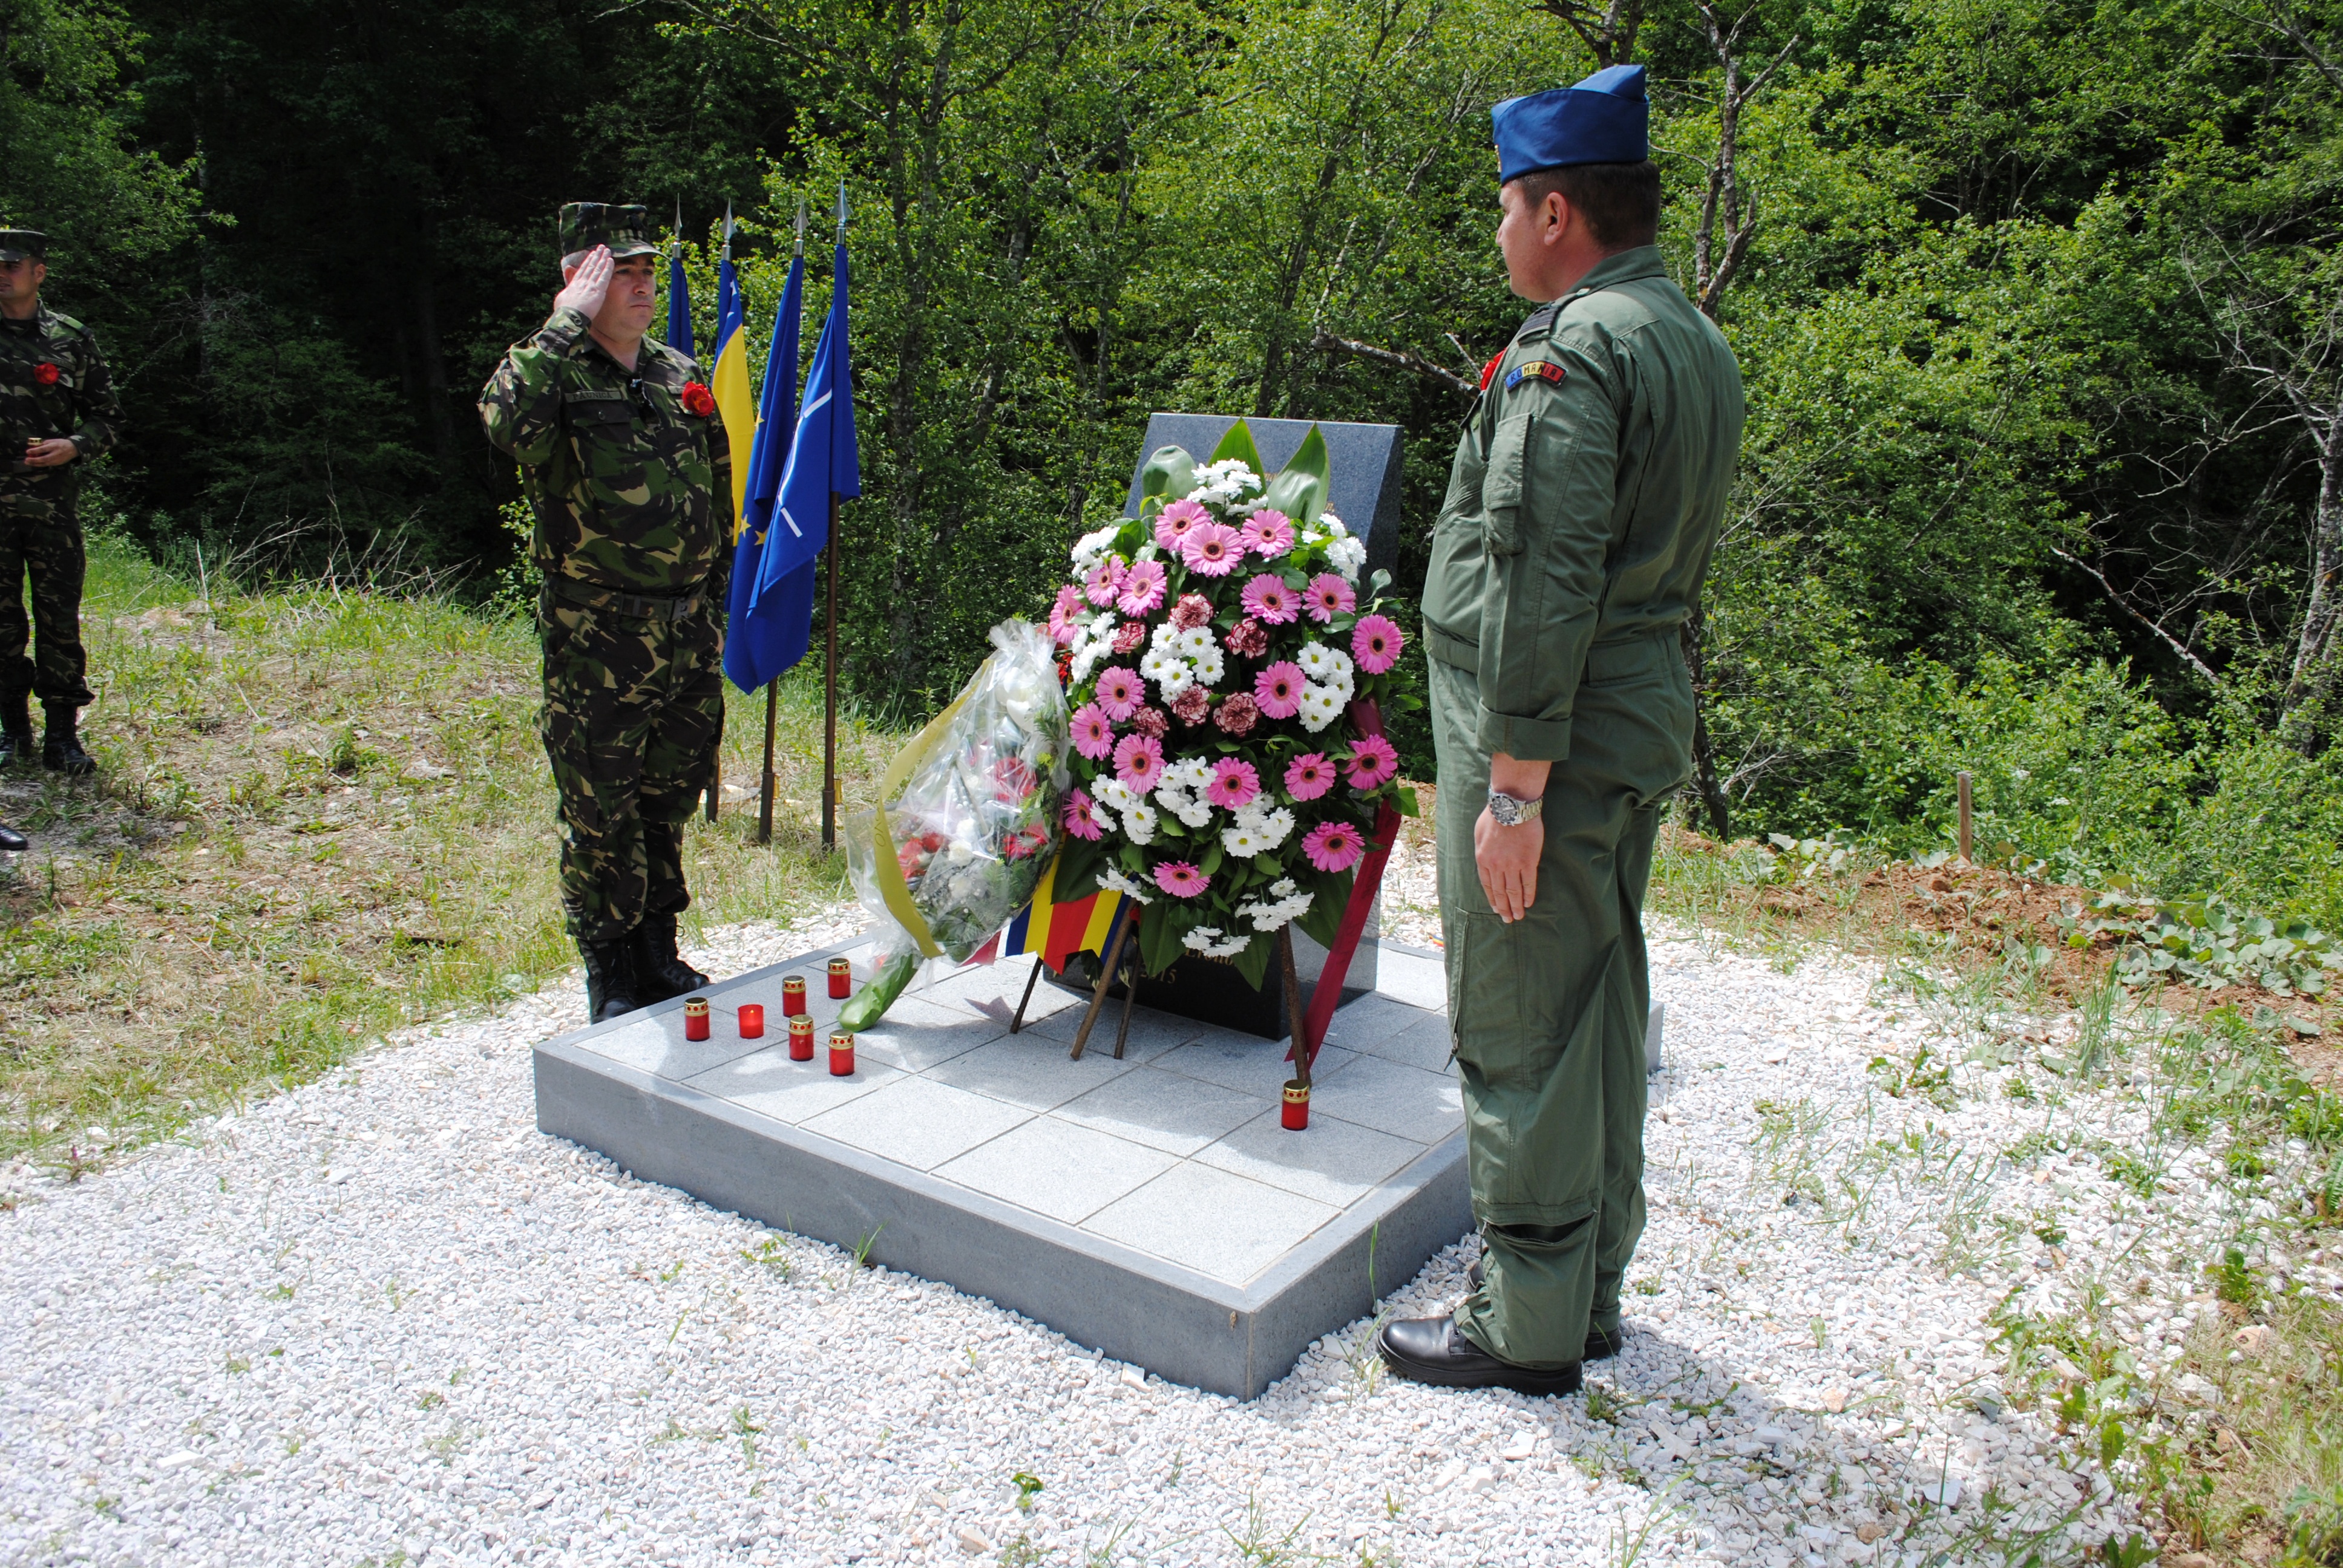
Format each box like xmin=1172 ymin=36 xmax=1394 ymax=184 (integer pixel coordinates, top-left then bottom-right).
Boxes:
xmin=840 ymin=620 xmax=1067 ymax=1025
xmin=1046 ymin=420 xmax=1416 ymax=988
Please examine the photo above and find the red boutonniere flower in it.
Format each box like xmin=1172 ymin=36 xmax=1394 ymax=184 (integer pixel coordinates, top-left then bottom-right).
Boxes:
xmin=679 ymin=381 xmax=715 ymax=417
xmin=33 ymin=362 xmax=59 ymax=387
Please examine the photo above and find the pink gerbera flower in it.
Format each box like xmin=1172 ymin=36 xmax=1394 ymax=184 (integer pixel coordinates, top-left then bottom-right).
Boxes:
xmin=1285 ymin=752 xmax=1335 ymax=801
xmin=1240 ymin=573 xmax=1299 ymax=626
xmin=1345 ymin=734 xmax=1400 ymax=790
xmin=1116 ymin=558 xmax=1168 ymax=618
xmin=1179 ymin=521 xmax=1244 ymax=577
xmin=1254 ymin=661 xmax=1306 ymax=719
xmin=1225 ymin=617 xmax=1270 ymax=658
xmin=1351 ymin=613 xmax=1404 ymax=675
xmin=1063 ymin=789 xmax=1103 ymax=841
xmin=1047 ymin=584 xmax=1084 ymax=647
xmin=1168 ymin=593 xmax=1214 ymax=631
xmin=1152 ymin=860 xmax=1210 ymax=898
xmin=1113 ymin=732 xmax=1165 ymax=792
xmin=1154 ymin=498 xmax=1211 ymax=552
xmin=1240 ymin=509 xmax=1296 ymax=558
xmin=1302 ymin=820 xmax=1366 ymax=874
xmin=1084 ymin=556 xmax=1126 ymax=608
xmin=1129 ymin=705 xmax=1168 ymax=739
xmin=1070 ymin=702 xmax=1116 ymax=760
xmin=1093 ymin=666 xmax=1144 ymax=720
xmin=1205 ymin=758 xmax=1261 ymax=811
xmin=1305 ymin=573 xmax=1355 ymax=623
xmin=1214 ymin=691 xmax=1260 ymax=736
xmin=1111 ymin=619 xmax=1147 ymax=656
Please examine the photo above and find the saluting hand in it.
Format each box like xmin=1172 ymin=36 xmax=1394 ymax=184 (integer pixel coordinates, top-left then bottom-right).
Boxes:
xmin=555 ymin=244 xmax=614 ymax=321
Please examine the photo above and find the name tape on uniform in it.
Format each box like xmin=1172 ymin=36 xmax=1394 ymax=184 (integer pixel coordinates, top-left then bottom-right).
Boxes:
xmin=1504 ymin=360 xmax=1567 ymax=391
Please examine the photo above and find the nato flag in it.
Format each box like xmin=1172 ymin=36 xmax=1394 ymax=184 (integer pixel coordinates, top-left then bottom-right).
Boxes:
xmin=747 ymin=242 xmax=859 ymax=674
xmin=664 ymin=249 xmax=693 ymax=356
xmin=722 ymin=253 xmax=807 ymax=693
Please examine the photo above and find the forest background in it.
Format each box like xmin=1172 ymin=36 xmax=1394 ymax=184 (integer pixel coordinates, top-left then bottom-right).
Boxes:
xmin=7 ymin=0 xmax=2343 ymax=926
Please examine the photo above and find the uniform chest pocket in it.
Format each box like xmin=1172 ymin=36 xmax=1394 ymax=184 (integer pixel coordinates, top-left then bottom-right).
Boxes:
xmin=565 ymin=397 xmax=643 ymax=453
xmin=1481 ymin=405 xmax=1539 ymax=557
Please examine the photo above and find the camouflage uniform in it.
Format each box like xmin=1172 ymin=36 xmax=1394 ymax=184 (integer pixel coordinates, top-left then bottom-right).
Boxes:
xmin=478 ymin=205 xmax=732 ymax=950
xmin=0 ymin=237 xmax=123 ymax=719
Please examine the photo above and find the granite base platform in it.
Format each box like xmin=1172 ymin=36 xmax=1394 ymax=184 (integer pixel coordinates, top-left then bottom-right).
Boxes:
xmin=532 ymin=937 xmax=1470 ymax=1398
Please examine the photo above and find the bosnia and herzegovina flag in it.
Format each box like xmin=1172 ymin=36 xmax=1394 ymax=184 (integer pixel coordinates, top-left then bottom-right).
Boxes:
xmin=745 ymin=239 xmax=860 ymax=671
xmin=994 ymin=857 xmax=1133 ymax=972
xmin=721 ymin=251 xmax=805 ymax=694
xmin=710 ymin=244 xmax=756 ymax=531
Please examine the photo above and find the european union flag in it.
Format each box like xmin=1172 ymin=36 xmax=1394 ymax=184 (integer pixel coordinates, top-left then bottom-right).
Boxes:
xmin=747 ymin=241 xmax=859 ymax=666
xmin=722 ymin=252 xmax=805 ymax=693
xmin=664 ymin=247 xmax=693 ymax=357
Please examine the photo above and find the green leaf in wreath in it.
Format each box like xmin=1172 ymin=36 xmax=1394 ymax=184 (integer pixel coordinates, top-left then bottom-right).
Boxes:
xmin=1208 ymin=419 xmax=1267 ymax=476
xmin=1139 ymin=445 xmax=1197 ymax=508
xmin=1259 ymin=425 xmax=1330 ymax=522
xmin=1233 ymin=933 xmax=1274 ymax=989
xmin=1139 ymin=900 xmax=1185 ymax=976
xmin=1199 ymin=841 xmax=1224 ymax=877
xmin=1395 ymin=784 xmax=1421 ymax=818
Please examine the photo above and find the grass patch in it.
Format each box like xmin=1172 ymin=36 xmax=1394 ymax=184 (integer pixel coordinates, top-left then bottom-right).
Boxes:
xmin=0 ymin=536 xmax=897 ymax=1175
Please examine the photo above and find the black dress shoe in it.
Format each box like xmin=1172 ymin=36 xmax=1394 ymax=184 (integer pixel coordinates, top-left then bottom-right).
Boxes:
xmin=1375 ymin=1314 xmax=1582 ymax=1396
xmin=0 ymin=823 xmax=25 ymax=852
xmin=1463 ymin=1256 xmax=1625 ymax=1361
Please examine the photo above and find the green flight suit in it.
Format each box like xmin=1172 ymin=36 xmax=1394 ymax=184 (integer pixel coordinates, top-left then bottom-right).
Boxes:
xmin=1421 ymin=245 xmax=1745 ymax=1370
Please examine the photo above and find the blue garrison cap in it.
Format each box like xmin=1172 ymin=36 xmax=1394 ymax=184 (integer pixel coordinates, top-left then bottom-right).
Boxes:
xmin=1492 ymin=64 xmax=1650 ymax=181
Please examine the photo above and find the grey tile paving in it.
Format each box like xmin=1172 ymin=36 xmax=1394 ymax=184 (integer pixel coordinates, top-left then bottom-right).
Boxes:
xmin=1375 ymin=947 xmax=1447 ymax=1011
xmin=800 ymin=1077 xmax=1032 ymax=1170
xmin=850 ymin=997 xmax=1011 ymax=1071
xmin=924 ymin=1031 xmax=1141 ymax=1111
xmin=1027 ymin=997 xmax=1208 ymax=1062
xmin=1051 ymin=1066 xmax=1266 ymax=1157
xmin=576 ymin=1011 xmax=764 ymax=1082
xmin=913 ymin=955 xmax=1083 ymax=1027
xmin=1152 ymin=1033 xmax=1357 ymax=1099
xmin=934 ymin=1117 xmax=1179 ymax=1224
xmin=687 ymin=1047 xmax=904 ymax=1124
xmin=1309 ymin=1053 xmax=1463 ymax=1143
xmin=1084 ymin=1163 xmax=1341 ymax=1284
xmin=1318 ymin=993 xmax=1451 ymax=1072
xmin=1195 ymin=1109 xmax=1427 ymax=1207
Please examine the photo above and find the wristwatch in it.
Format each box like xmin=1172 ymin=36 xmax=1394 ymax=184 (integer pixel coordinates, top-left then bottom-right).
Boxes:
xmin=1486 ymin=790 xmax=1544 ymax=828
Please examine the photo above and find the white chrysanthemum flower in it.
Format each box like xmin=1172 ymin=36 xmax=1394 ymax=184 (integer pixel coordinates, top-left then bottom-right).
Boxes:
xmin=1099 ymin=865 xmax=1155 ymax=904
xmin=1191 ymin=644 xmax=1225 ymax=688
xmin=1150 ymin=620 xmax=1184 ymax=653
xmin=1253 ymin=806 xmax=1296 ymax=850
xmin=1138 ymin=646 xmax=1185 ymax=687
xmin=1175 ymin=798 xmax=1214 ymax=829
xmin=1236 ymin=886 xmax=1314 ymax=932
xmin=1070 ymin=643 xmax=1106 ymax=685
xmin=1121 ymin=803 xmax=1158 ymax=845
xmin=1175 ymin=625 xmax=1216 ymax=660
xmin=1090 ymin=612 xmax=1118 ymax=640
xmin=1271 ymin=877 xmax=1298 ymax=898
xmin=1155 ymin=662 xmax=1196 ymax=701
xmin=1320 ymin=513 xmax=1348 ymax=538
xmin=1182 ymin=924 xmax=1250 ymax=958
xmin=1297 ymin=684 xmax=1343 ymax=732
xmin=1297 ymin=641 xmax=1339 ymax=679
xmin=1095 ymin=777 xmax=1138 ymax=813
xmin=1168 ymin=757 xmax=1216 ymax=789
xmin=1072 ymin=525 xmax=1121 ymax=571
xmin=1326 ymin=534 xmax=1367 ymax=581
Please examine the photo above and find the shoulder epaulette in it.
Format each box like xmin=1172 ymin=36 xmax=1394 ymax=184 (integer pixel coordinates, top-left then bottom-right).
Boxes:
xmin=1512 ymin=303 xmax=1559 ymax=344
xmin=42 ymin=310 xmax=85 ymax=335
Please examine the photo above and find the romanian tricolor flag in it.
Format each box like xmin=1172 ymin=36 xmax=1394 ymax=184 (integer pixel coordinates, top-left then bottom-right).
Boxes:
xmin=998 ymin=855 xmax=1132 ymax=972
xmin=710 ymin=212 xmax=756 ymax=534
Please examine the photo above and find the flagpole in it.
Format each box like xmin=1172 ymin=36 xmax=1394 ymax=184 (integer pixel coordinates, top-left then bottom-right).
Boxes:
xmin=756 ymin=198 xmax=810 ymax=849
xmin=821 ymin=184 xmax=848 ymax=855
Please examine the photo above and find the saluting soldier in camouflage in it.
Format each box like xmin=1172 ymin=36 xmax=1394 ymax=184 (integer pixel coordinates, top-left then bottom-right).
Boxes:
xmin=0 ymin=229 xmax=123 ymax=776
xmin=1377 ymin=68 xmax=1746 ymax=1396
xmin=479 ymin=203 xmax=732 ymax=1022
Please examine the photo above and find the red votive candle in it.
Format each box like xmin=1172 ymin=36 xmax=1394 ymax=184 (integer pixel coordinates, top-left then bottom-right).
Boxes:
xmin=827 ymin=957 xmax=852 ymax=999
xmin=738 ymin=1003 xmax=764 ymax=1039
xmin=1282 ymin=1079 xmax=1311 ymax=1131
xmin=781 ymin=975 xmax=807 ymax=1016
xmin=788 ymin=1014 xmax=816 ymax=1062
xmin=828 ymin=1030 xmax=856 ymax=1077
xmin=683 ymin=996 xmax=710 ymax=1041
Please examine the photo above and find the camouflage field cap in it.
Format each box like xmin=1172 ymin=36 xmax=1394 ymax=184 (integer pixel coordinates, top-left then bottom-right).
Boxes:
xmin=0 ymin=230 xmax=48 ymax=264
xmin=557 ymin=204 xmax=658 ymax=263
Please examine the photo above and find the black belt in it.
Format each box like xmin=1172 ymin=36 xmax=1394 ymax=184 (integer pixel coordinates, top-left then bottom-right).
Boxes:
xmin=545 ymin=575 xmax=709 ymax=621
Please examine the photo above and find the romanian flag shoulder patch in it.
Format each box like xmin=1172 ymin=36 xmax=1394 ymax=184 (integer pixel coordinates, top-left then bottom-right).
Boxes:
xmin=1504 ymin=359 xmax=1567 ymax=391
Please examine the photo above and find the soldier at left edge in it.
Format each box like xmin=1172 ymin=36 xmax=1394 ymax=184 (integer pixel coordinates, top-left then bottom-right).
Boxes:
xmin=0 ymin=227 xmax=121 ymax=777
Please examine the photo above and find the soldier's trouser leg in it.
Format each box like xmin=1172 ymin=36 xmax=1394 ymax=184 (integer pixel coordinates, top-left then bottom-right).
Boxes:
xmin=1430 ymin=655 xmax=1669 ymax=1370
xmin=0 ymin=500 xmax=94 ymax=708
xmin=540 ymin=596 xmax=724 ymax=945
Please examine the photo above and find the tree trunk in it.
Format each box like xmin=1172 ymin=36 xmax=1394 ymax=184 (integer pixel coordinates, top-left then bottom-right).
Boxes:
xmin=1680 ymin=609 xmax=1731 ymax=838
xmin=2284 ymin=405 xmax=2343 ymax=738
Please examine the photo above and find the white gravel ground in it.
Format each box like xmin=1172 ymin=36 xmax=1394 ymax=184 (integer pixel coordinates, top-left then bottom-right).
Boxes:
xmin=6 ymin=906 xmax=2335 ymax=1568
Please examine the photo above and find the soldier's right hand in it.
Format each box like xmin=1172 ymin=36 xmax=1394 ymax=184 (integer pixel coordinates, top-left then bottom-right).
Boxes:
xmin=555 ymin=244 xmax=613 ymax=321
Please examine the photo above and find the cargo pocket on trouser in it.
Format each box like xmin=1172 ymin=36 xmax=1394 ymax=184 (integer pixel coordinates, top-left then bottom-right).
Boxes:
xmin=539 ymin=603 xmax=647 ymax=942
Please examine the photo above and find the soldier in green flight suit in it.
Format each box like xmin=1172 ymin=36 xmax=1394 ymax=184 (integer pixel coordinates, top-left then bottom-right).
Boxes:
xmin=479 ymin=203 xmax=732 ymax=1022
xmin=1378 ymin=66 xmax=1746 ymax=1395
xmin=0 ymin=229 xmax=124 ymax=776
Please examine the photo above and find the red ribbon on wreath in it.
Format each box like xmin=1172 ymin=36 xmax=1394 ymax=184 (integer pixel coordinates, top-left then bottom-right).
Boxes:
xmin=33 ymin=362 xmax=59 ymax=387
xmin=678 ymin=381 xmax=716 ymax=417
xmin=1290 ymin=697 xmax=1406 ymax=1068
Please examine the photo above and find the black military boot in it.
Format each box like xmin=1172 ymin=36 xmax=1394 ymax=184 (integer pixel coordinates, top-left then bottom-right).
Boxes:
xmin=580 ymin=936 xmax=641 ymax=1024
xmin=41 ymin=703 xmax=93 ymax=776
xmin=0 ymin=692 xmax=30 ymax=768
xmin=629 ymin=912 xmax=710 ymax=1005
